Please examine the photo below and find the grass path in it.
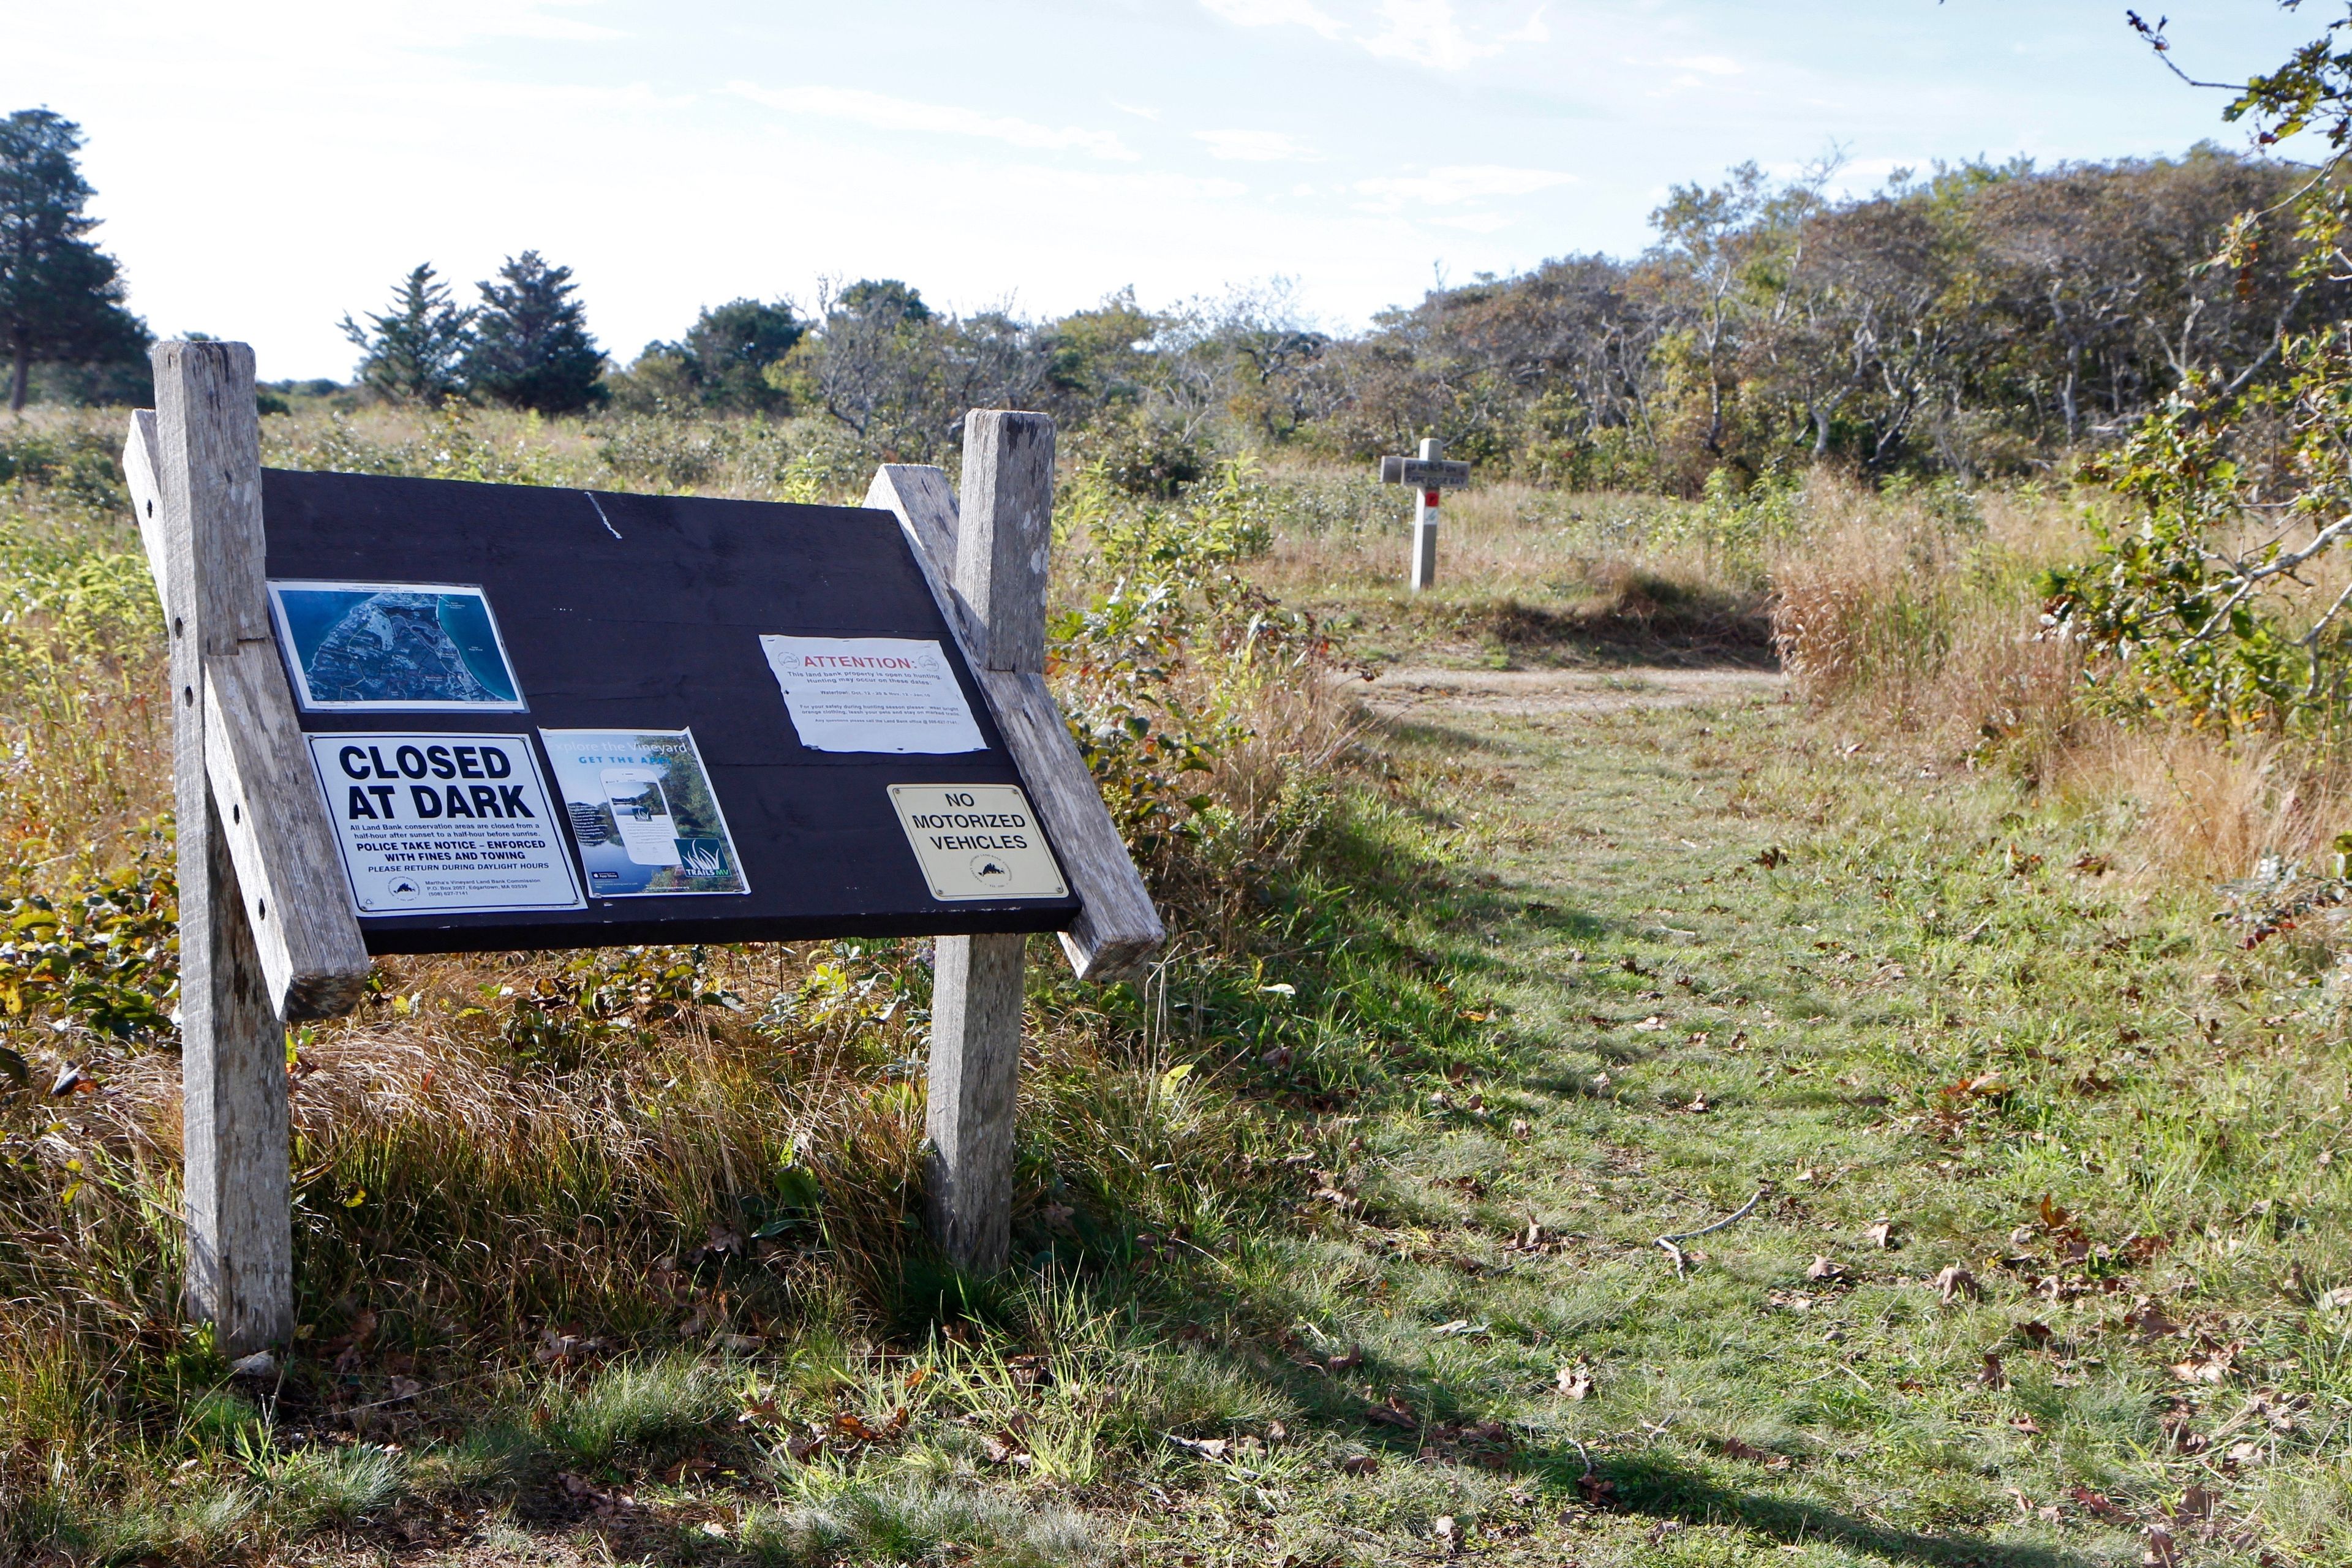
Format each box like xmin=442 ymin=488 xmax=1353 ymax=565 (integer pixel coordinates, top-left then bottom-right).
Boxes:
xmin=1126 ymin=677 xmax=2348 ymax=1567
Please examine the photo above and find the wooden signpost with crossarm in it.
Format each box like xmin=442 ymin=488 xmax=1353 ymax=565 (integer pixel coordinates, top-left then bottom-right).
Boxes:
xmin=122 ymin=340 xmax=1161 ymax=1354
xmin=1378 ymin=437 xmax=1472 ymax=590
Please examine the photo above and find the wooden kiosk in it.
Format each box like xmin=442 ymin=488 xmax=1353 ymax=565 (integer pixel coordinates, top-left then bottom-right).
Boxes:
xmin=123 ymin=341 xmax=1161 ymax=1355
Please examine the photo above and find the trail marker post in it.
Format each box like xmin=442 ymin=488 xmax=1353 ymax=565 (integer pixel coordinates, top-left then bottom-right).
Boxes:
xmin=1378 ymin=437 xmax=1471 ymax=590
xmin=121 ymin=342 xmax=1159 ymax=1346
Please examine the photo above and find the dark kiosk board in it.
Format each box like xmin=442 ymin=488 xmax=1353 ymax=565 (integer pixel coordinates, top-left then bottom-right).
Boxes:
xmin=261 ymin=468 xmax=1081 ymax=954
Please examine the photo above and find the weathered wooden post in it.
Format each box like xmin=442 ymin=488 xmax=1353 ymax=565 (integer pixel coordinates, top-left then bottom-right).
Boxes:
xmin=864 ymin=413 xmax=1164 ymax=1273
xmin=925 ymin=410 xmax=1052 ymax=1274
xmin=131 ymin=342 xmax=372 ymax=1356
xmin=1378 ymin=436 xmax=1472 ymax=591
xmin=154 ymin=342 xmax=291 ymax=1357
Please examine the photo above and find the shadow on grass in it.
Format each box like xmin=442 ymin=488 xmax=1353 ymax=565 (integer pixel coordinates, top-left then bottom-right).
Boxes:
xmin=1532 ymin=1445 xmax=2099 ymax=1568
xmin=1477 ymin=587 xmax=1779 ymax=671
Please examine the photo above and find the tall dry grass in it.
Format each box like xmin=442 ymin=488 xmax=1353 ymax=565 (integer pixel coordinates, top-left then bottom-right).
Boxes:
xmin=1765 ymin=467 xmax=2352 ymax=886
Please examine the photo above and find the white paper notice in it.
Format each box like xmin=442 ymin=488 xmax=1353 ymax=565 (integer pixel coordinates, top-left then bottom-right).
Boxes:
xmin=760 ymin=636 xmax=986 ymax=755
xmin=306 ymin=733 xmax=586 ymax=915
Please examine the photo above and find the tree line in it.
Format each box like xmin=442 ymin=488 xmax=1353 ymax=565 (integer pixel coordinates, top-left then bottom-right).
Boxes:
xmin=4 ymin=98 xmax=2336 ymax=499
xmin=307 ymin=143 xmax=2352 ymax=496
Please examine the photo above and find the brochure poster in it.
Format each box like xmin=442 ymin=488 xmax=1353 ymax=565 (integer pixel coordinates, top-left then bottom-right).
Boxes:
xmin=539 ymin=729 xmax=750 ymax=897
xmin=758 ymin=635 xmax=986 ymax=754
xmin=270 ymin=581 xmax=527 ymax=712
xmin=306 ymin=734 xmax=584 ymax=914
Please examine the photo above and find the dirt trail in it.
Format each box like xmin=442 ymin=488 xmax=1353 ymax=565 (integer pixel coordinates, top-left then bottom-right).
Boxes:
xmin=1349 ymin=664 xmax=1786 ymax=718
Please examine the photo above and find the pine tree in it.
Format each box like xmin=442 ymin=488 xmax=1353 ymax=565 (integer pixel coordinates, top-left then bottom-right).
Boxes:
xmin=679 ymin=298 xmax=802 ymax=413
xmin=464 ymin=252 xmax=606 ymax=413
xmin=0 ymin=109 xmax=148 ymax=415
xmin=339 ymin=263 xmax=474 ymax=405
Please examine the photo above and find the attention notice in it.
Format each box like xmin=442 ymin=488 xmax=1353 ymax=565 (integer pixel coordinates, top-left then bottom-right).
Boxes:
xmin=306 ymin=733 xmax=585 ymax=915
xmin=760 ymin=636 xmax=986 ymax=755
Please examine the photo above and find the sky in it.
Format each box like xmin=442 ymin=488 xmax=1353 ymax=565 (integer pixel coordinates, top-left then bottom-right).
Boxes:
xmin=1 ymin=0 xmax=2333 ymax=381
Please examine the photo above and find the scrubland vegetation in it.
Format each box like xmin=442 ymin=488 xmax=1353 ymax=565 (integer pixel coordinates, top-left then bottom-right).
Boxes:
xmin=0 ymin=390 xmax=2348 ymax=1568
xmin=16 ymin=15 xmax=2352 ymax=1562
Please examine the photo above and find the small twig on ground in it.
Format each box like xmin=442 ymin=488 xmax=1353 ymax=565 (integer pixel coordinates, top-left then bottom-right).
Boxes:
xmin=1654 ymin=1189 xmax=1763 ymax=1276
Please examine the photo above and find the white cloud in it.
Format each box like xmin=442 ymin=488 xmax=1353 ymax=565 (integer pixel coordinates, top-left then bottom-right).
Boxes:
xmin=1194 ymin=128 xmax=1324 ymax=162
xmin=1362 ymin=1 xmax=1498 ymax=72
xmin=1197 ymin=0 xmax=1348 ymax=39
xmin=1672 ymin=55 xmax=1744 ymax=77
xmin=1109 ymin=99 xmax=1162 ymax=119
xmin=459 ymin=1 xmax=624 ymax=42
xmin=1430 ymin=212 xmax=1514 ymax=232
xmin=1355 ymin=163 xmax=1577 ymax=209
xmin=1199 ymin=0 xmax=1518 ymax=69
xmin=727 ymin=82 xmax=1137 ymax=160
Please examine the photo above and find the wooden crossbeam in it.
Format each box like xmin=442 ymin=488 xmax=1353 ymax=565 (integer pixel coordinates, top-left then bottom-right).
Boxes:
xmin=123 ymin=409 xmax=372 ymax=1020
xmin=864 ymin=462 xmax=1164 ymax=984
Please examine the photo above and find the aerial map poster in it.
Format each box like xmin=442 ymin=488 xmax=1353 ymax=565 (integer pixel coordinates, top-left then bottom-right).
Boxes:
xmin=539 ymin=728 xmax=750 ymax=898
xmin=269 ymin=581 xmax=527 ymax=711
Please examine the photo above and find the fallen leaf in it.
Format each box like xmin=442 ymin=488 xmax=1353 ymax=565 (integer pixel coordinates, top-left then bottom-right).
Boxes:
xmin=1936 ymin=1264 xmax=1981 ymax=1303
xmin=1577 ymin=1471 xmax=1616 ymax=1504
xmin=2018 ymin=1320 xmax=2055 ymax=1346
xmin=833 ymin=1412 xmax=887 ymax=1444
xmin=1977 ymin=1352 xmax=2008 ymax=1390
xmin=2171 ymin=1343 xmax=2239 ymax=1384
xmin=1806 ymin=1255 xmax=1845 ymax=1283
xmin=1715 ymin=1436 xmax=1792 ymax=1470
xmin=1556 ymin=1360 xmax=1594 ymax=1400
xmin=386 ymin=1376 xmax=423 ymax=1403
xmin=1364 ymin=1396 xmax=1417 ymax=1430
xmin=48 ymin=1063 xmax=88 ymax=1097
xmin=1866 ymin=1221 xmax=1898 ymax=1250
xmin=2070 ymin=1485 xmax=2124 ymax=1520
xmin=2009 ymin=1413 xmax=2043 ymax=1434
xmin=783 ymin=1431 xmax=823 ymax=1463
xmin=662 ymin=1456 xmax=715 ymax=1485
xmin=1338 ymin=1453 xmax=1379 ymax=1476
xmin=1634 ymin=1016 xmax=1668 ymax=1031
xmin=2143 ymin=1523 xmax=2180 ymax=1567
xmin=1167 ymin=1434 xmax=1231 ymax=1460
xmin=1325 ymin=1348 xmax=1364 ymax=1374
xmin=2175 ymin=1484 xmax=2217 ymax=1519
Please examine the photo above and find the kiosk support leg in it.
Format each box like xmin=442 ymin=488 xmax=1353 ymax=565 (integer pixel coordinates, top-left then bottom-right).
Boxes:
xmin=927 ymin=409 xmax=1055 ymax=1275
xmin=154 ymin=342 xmax=292 ymax=1355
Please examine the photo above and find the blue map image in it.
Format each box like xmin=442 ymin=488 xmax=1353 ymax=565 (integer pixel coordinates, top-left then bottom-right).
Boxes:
xmin=273 ymin=586 xmax=522 ymax=708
